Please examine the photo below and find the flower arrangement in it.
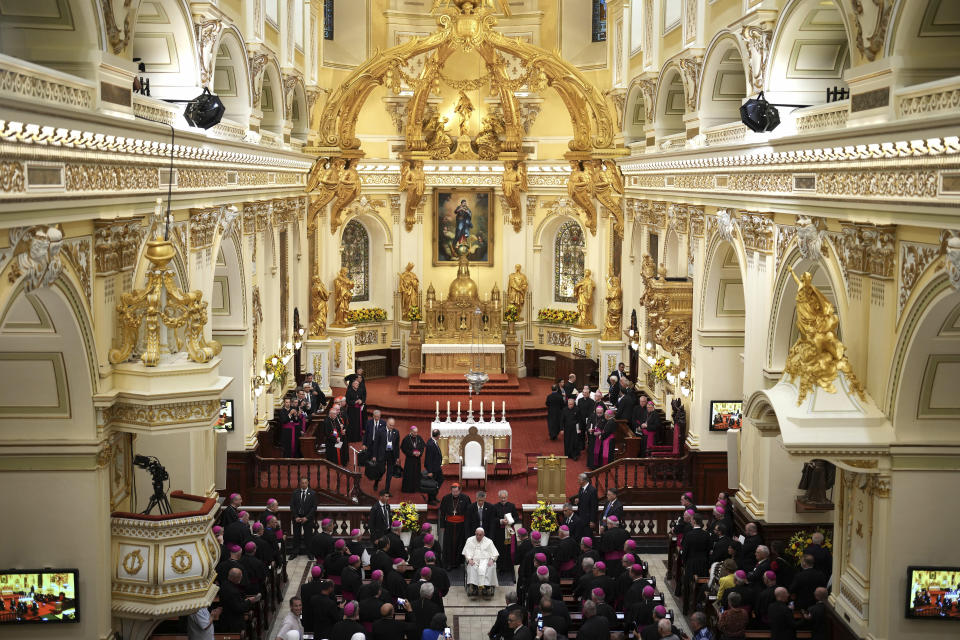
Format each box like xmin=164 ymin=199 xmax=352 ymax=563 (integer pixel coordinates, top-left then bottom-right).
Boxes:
xmin=785 ymin=529 xmax=832 ymax=566
xmin=406 ymin=305 xmax=423 ymax=322
xmin=652 ymin=357 xmax=668 ymax=382
xmin=530 ymin=500 xmax=558 ymax=534
xmin=395 ymin=502 xmax=420 ymax=533
xmin=346 ymin=307 xmax=387 ymax=323
xmin=264 ymin=354 xmax=287 ymax=389
xmin=537 ymin=308 xmax=579 ymax=325
xmin=504 ymin=304 xmax=520 ymax=323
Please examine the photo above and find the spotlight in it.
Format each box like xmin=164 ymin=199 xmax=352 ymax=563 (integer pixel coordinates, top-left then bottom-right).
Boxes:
xmin=183 ymin=88 xmax=226 ymax=129
xmin=740 ymin=92 xmax=780 ymax=133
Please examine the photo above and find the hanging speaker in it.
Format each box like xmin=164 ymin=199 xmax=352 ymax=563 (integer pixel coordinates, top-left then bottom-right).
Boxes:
xmin=740 ymin=92 xmax=781 ymax=133
xmin=183 ymin=87 xmax=226 ymax=129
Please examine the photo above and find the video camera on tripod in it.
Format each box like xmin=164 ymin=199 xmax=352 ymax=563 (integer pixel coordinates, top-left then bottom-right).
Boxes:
xmin=134 ymin=454 xmax=172 ymax=515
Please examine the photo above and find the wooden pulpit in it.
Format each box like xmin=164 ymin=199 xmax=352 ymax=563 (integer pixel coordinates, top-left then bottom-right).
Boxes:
xmin=536 ymin=455 xmax=567 ymax=503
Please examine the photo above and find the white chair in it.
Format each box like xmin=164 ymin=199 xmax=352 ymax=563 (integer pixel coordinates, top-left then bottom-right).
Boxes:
xmin=459 ymin=426 xmax=487 ymax=488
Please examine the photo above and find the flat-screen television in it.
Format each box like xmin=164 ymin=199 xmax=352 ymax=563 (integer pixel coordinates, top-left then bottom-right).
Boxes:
xmin=0 ymin=569 xmax=79 ymax=624
xmin=710 ymin=400 xmax=742 ymax=431
xmin=217 ymin=399 xmax=234 ymax=431
xmin=906 ymin=566 xmax=960 ymax=619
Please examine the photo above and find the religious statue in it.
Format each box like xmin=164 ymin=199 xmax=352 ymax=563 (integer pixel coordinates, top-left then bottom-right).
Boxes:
xmin=798 ymin=459 xmax=835 ymax=507
xmin=603 ymin=159 xmax=625 ymax=195
xmin=502 ymin=160 xmax=527 ymax=232
xmin=573 ymin=269 xmax=596 ymax=328
xmin=455 ymin=90 xmax=475 ymax=136
xmin=330 ymin=160 xmax=361 ymax=234
xmin=399 ymin=159 xmax=425 ymax=232
xmin=506 ymin=264 xmax=528 ymax=314
xmin=423 ymin=112 xmax=453 ymax=160
xmin=398 ymin=262 xmax=420 ymax=319
xmin=476 ymin=114 xmax=505 ymax=160
xmin=602 ymin=270 xmax=622 ymax=340
xmin=592 ymin=160 xmax=624 ymax=237
xmin=310 ymin=274 xmax=330 ymax=337
xmin=567 ymin=160 xmax=597 ymax=235
xmin=783 ymin=267 xmax=865 ymax=404
xmin=308 ymin=157 xmax=342 ymax=223
xmin=332 ymin=267 xmax=355 ymax=327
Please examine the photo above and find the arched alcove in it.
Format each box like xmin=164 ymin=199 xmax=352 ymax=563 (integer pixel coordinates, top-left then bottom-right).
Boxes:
xmin=554 ymin=219 xmax=586 ymax=303
xmin=212 ymin=233 xmax=246 ymax=331
xmin=889 ymin=0 xmax=960 ymax=84
xmin=290 ymin=81 xmax=309 ymax=141
xmin=699 ymin=35 xmax=749 ymax=129
xmin=767 ymin=0 xmax=851 ymax=105
xmin=260 ymin=61 xmax=285 ymax=135
xmin=654 ymin=66 xmax=686 ymax=139
xmin=623 ymin=82 xmax=647 ymax=143
xmin=131 ymin=0 xmax=202 ymax=99
xmin=0 ymin=0 xmax=104 ymax=79
xmin=701 ymin=240 xmax=746 ymax=331
xmin=338 ymin=212 xmax=391 ymax=310
xmin=212 ymin=28 xmax=253 ymax=127
xmin=663 ymin=227 xmax=685 ymax=278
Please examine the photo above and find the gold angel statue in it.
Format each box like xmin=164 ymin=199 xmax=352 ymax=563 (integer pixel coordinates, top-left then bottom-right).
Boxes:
xmin=332 ymin=267 xmax=355 ymax=327
xmin=573 ymin=269 xmax=596 ymax=328
xmin=502 ymin=160 xmax=527 ymax=231
xmin=567 ymin=160 xmax=597 ymax=235
xmin=506 ymin=264 xmax=528 ymax=314
xmin=604 ymin=159 xmax=625 ymax=195
xmin=399 ymin=160 xmax=425 ymax=232
xmin=423 ymin=112 xmax=453 ymax=160
xmin=602 ymin=271 xmax=623 ymax=340
xmin=476 ymin=114 xmax=505 ymax=160
xmin=308 ymin=157 xmax=343 ymax=223
xmin=398 ymin=262 xmax=420 ymax=319
xmin=330 ymin=160 xmax=361 ymax=234
xmin=455 ymin=90 xmax=474 ymax=136
xmin=592 ymin=160 xmax=624 ymax=237
xmin=783 ymin=267 xmax=865 ymax=404
xmin=310 ymin=274 xmax=330 ymax=337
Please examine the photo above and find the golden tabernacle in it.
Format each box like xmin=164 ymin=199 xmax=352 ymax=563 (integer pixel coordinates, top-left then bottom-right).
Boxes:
xmin=421 ymin=246 xmax=504 ymax=373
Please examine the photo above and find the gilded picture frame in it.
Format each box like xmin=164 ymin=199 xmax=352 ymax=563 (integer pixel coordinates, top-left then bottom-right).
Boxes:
xmin=432 ymin=188 xmax=494 ymax=266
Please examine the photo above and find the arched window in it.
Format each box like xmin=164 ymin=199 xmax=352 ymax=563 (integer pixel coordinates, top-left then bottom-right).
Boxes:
xmin=554 ymin=221 xmax=585 ymax=302
xmin=592 ymin=0 xmax=607 ymax=42
xmin=341 ymin=220 xmax=369 ymax=302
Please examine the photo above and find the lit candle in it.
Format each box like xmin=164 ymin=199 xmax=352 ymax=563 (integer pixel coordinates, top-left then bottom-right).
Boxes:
xmin=502 ymin=400 xmax=505 ymax=415
xmin=469 ymin=399 xmax=473 ymax=414
xmin=447 ymin=400 xmax=451 ymax=413
xmin=436 ymin=400 xmax=439 ymax=413
xmin=457 ymin=401 xmax=461 ymax=415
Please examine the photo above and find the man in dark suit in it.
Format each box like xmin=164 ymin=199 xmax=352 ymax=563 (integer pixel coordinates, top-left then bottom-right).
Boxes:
xmin=681 ymin=515 xmax=712 ymax=585
xmin=599 ymin=487 xmax=625 ymax=529
xmin=545 ymin=385 xmax=564 ymax=440
xmin=309 ymin=517 xmax=336 ymax=562
xmin=218 ymin=568 xmax=260 ymax=632
xmin=365 ymin=410 xmax=387 ymax=488
xmin=571 ymin=473 xmax=598 ymax=530
xmin=381 ymin=417 xmax=402 ymax=494
xmin=562 ymin=373 xmax=579 ymax=398
xmin=489 ymin=591 xmax=525 ymax=640
xmin=560 ymin=503 xmax=587 ymax=542
xmin=710 ymin=522 xmax=739 ymax=564
xmin=508 ymin=609 xmax=533 ymax=640
xmin=768 ymin=587 xmax=799 ymax=640
xmin=802 ymin=587 xmax=829 ymax=640
xmin=289 ymin=477 xmax=317 ymax=559
xmin=468 ymin=490 xmax=497 ymax=534
xmin=309 ymin=579 xmax=341 ymax=639
xmin=578 ymin=600 xmax=610 ymax=640
xmin=303 ymin=372 xmax=326 ymax=411
xmin=803 ymin=532 xmax=832 ymax=577
xmin=369 ymin=490 xmax=392 ymax=541
xmin=789 ymin=554 xmax=828 ymax=610
xmin=738 ymin=522 xmax=764 ymax=570
xmin=424 ymin=429 xmax=444 ymax=504
xmin=749 ymin=545 xmax=773 ymax=584
xmin=615 ymin=379 xmax=636 ymax=420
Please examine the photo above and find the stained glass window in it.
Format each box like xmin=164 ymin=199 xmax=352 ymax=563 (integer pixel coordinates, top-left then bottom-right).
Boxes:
xmin=323 ymin=0 xmax=334 ymax=40
xmin=592 ymin=0 xmax=607 ymax=43
xmin=554 ymin=221 xmax=585 ymax=302
xmin=341 ymin=220 xmax=369 ymax=302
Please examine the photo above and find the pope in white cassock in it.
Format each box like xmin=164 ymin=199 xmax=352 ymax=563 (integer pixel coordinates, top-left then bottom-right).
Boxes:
xmin=462 ymin=527 xmax=499 ymax=597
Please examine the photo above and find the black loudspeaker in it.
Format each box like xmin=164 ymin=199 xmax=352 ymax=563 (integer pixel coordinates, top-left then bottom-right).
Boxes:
xmin=183 ymin=88 xmax=226 ymax=129
xmin=740 ymin=92 xmax=781 ymax=133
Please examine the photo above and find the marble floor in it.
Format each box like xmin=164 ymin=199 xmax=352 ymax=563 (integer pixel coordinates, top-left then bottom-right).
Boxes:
xmin=269 ymin=553 xmax=692 ymax=640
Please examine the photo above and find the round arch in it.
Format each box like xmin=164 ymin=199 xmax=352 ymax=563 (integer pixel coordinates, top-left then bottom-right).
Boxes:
xmin=290 ymin=79 xmax=310 ymax=140
xmin=260 ymin=59 xmax=285 ymax=135
xmin=212 ymin=26 xmax=253 ymax=126
xmin=767 ymin=0 xmax=852 ymax=105
xmin=888 ymin=0 xmax=960 ymax=83
xmin=699 ymin=234 xmax=747 ymax=331
xmin=131 ymin=0 xmax=202 ymax=99
xmin=663 ymin=226 xmax=684 ymax=279
xmin=337 ymin=211 xmax=392 ymax=307
xmin=622 ymin=81 xmax=648 ymax=143
xmin=532 ymin=213 xmax=584 ymax=310
xmin=698 ymin=33 xmax=749 ymax=129
xmin=653 ymin=64 xmax=686 ymax=139
xmin=212 ymin=229 xmax=247 ymax=330
xmin=0 ymin=0 xmax=105 ymax=80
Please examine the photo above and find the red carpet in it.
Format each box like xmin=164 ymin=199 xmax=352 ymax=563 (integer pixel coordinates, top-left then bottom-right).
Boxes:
xmin=331 ymin=375 xmax=588 ymax=504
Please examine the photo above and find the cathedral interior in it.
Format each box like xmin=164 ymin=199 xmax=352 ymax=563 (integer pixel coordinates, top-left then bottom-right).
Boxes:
xmin=0 ymin=0 xmax=959 ymax=639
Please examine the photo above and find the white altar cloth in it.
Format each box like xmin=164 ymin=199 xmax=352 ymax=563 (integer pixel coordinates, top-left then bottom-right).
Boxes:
xmin=432 ymin=420 xmax=512 ymax=463
xmin=421 ymin=343 xmax=506 ymax=355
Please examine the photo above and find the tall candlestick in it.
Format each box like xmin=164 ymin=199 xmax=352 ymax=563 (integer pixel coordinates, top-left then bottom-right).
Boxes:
xmin=436 ymin=400 xmax=439 ymax=413
xmin=469 ymin=399 xmax=473 ymax=413
xmin=480 ymin=402 xmax=484 ymax=421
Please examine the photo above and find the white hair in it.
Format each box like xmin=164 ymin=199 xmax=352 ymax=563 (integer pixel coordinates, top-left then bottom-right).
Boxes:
xmin=420 ymin=582 xmax=435 ymax=598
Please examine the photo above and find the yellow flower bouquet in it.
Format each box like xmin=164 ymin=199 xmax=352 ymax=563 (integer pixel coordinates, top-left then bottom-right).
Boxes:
xmin=504 ymin=304 xmax=520 ymax=322
xmin=396 ymin=501 xmax=420 ymax=533
xmin=530 ymin=500 xmax=558 ymax=534
xmin=652 ymin=357 xmax=668 ymax=381
xmin=537 ymin=308 xmax=578 ymax=325
xmin=346 ymin=307 xmax=387 ymax=324
xmin=785 ymin=529 xmax=832 ymax=565
xmin=406 ymin=305 xmax=423 ymax=322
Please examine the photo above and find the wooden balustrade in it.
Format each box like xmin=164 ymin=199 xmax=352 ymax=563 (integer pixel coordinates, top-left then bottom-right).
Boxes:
xmin=586 ymin=453 xmax=692 ymax=497
xmin=253 ymin=455 xmax=364 ymax=504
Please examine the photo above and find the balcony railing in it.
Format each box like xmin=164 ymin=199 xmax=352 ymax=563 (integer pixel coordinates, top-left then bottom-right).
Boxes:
xmin=896 ymin=75 xmax=960 ymax=120
xmin=703 ymin=121 xmax=747 ymax=147
xmin=793 ymin=100 xmax=850 ymax=134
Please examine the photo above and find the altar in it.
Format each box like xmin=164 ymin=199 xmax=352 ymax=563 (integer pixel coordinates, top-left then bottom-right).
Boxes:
xmin=432 ymin=415 xmax=512 ymax=464
xmin=422 ymin=343 xmax=505 ymax=374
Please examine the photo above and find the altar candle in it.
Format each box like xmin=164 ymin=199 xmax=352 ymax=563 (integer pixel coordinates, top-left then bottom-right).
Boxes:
xmin=447 ymin=400 xmax=451 ymax=414
xmin=436 ymin=401 xmax=439 ymax=413
xmin=480 ymin=402 xmax=484 ymax=417
xmin=502 ymin=401 xmax=506 ymax=418
xmin=457 ymin=401 xmax=461 ymax=416
xmin=469 ymin=399 xmax=473 ymax=413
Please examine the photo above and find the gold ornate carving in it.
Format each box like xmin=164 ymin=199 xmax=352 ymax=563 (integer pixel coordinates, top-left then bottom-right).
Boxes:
xmin=593 ymin=161 xmax=624 ymax=237
xmin=898 ymin=241 xmax=940 ymax=316
xmin=196 ymin=19 xmax=224 ymax=88
xmin=739 ymin=212 xmax=775 ymax=254
xmin=678 ymin=57 xmax=703 ymax=112
xmin=189 ymin=207 xmax=221 ymax=251
xmin=476 ymin=114 xmax=505 ymax=160
xmin=308 ymin=157 xmax=342 ymax=223
xmin=96 ymin=443 xmax=114 ymax=468
xmin=122 ymin=549 xmax=144 ymax=575
xmin=101 ymin=0 xmax=135 ymax=54
xmin=310 ymin=275 xmax=329 ymax=337
xmin=574 ymin=269 xmax=596 ymax=328
xmin=506 ymin=264 xmax=528 ymax=316
xmin=65 ymin=164 xmax=159 ymax=191
xmin=95 ymin=221 xmax=145 ymax=274
xmin=62 ymin=237 xmax=92 ymax=302
xmin=398 ymin=262 xmax=420 ymax=320
xmin=7 ymin=225 xmax=64 ymax=292
xmin=170 ymin=549 xmax=193 ymax=574
xmin=399 ymin=160 xmax=425 ymax=232
xmin=783 ymin=268 xmax=866 ymax=404
xmin=502 ymin=161 xmax=527 ymax=232
xmin=850 ymin=0 xmax=892 ymax=62
xmin=840 ymin=459 xmax=878 ymax=469
xmin=332 ymin=267 xmax=354 ymax=327
xmin=108 ymin=235 xmax=221 ymax=367
xmin=727 ymin=172 xmax=792 ymax=193
xmin=249 ymin=54 xmax=269 ymax=108
xmin=0 ymin=161 xmax=25 ymax=193
xmin=252 ymin=284 xmax=262 ymax=365
xmin=106 ymin=399 xmax=221 ymax=428
xmin=423 ymin=112 xmax=455 ymax=160
xmin=740 ymin=25 xmax=772 ymax=93
xmin=602 ymin=270 xmax=623 ymax=341
xmin=330 ymin=160 xmax=361 ymax=234
xmin=567 ymin=161 xmax=597 ymax=235
xmin=334 ymin=341 xmax=342 ymax=368
xmin=638 ymin=255 xmax=693 ymax=368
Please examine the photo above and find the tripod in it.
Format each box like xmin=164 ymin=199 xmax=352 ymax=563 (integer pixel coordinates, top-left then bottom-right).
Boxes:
xmin=143 ymin=475 xmax=172 ymax=515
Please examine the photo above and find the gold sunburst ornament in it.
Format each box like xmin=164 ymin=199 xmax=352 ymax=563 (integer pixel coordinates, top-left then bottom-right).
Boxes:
xmin=783 ymin=267 xmax=866 ymax=404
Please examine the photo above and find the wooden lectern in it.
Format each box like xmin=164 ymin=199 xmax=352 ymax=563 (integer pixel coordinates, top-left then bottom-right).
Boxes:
xmin=536 ymin=455 xmax=567 ymax=503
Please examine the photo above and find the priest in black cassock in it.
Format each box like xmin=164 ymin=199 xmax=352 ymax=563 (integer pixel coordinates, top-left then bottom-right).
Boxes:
xmin=439 ymin=483 xmax=471 ymax=570
xmin=545 ymin=385 xmax=564 ymax=440
xmin=344 ymin=378 xmax=364 ymax=443
xmin=324 ymin=404 xmax=348 ymax=466
xmin=561 ymin=396 xmax=582 ymax=461
xmin=400 ymin=426 xmax=426 ymax=493
xmin=493 ymin=490 xmax=519 ymax=573
xmin=344 ymin=367 xmax=367 ymax=402
xmin=576 ymin=386 xmax=596 ymax=449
